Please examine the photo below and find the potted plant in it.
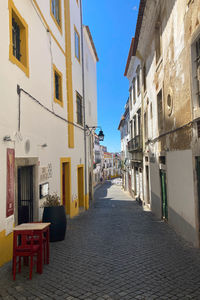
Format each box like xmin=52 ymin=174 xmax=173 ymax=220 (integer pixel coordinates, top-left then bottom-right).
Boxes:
xmin=42 ymin=193 xmax=67 ymax=242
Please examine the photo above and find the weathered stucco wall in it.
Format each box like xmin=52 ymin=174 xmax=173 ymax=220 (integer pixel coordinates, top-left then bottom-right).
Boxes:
xmin=167 ymin=150 xmax=198 ymax=246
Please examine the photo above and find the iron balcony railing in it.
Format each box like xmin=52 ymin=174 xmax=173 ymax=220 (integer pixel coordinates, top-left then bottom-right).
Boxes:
xmin=128 ymin=135 xmax=142 ymax=152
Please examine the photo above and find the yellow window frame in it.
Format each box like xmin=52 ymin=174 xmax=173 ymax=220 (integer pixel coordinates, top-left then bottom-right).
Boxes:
xmin=53 ymin=64 xmax=63 ymax=107
xmin=74 ymin=26 xmax=80 ymax=63
xmin=9 ymin=0 xmax=29 ymax=77
xmin=50 ymin=0 xmax=62 ymax=34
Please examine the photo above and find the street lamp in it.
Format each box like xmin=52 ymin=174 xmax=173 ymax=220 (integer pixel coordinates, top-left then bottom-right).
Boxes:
xmin=85 ymin=125 xmax=105 ymax=141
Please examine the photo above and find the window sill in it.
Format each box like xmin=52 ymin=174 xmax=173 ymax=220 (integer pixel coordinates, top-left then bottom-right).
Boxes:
xmin=77 ymin=122 xmax=84 ymax=127
xmin=9 ymin=47 xmax=29 ymax=77
xmin=75 ymin=55 xmax=81 ymax=64
xmin=54 ymin=97 xmax=63 ymax=107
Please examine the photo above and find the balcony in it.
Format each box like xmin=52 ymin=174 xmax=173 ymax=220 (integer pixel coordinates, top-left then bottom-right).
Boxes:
xmin=128 ymin=135 xmax=142 ymax=152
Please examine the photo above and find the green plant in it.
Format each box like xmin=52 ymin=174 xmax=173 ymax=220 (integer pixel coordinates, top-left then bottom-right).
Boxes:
xmin=42 ymin=193 xmax=60 ymax=207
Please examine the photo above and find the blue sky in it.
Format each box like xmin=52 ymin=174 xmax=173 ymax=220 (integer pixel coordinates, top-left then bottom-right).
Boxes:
xmin=82 ymin=0 xmax=140 ymax=153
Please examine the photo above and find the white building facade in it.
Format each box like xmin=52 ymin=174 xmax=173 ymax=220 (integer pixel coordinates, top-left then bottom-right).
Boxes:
xmin=0 ymin=0 xmax=98 ymax=266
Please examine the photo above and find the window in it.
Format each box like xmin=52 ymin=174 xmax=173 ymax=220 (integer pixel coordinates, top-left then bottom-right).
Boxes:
xmin=136 ymin=66 xmax=140 ymax=95
xmin=129 ymin=88 xmax=132 ymax=111
xmin=53 ymin=64 xmax=63 ymax=106
xmin=195 ymin=37 xmax=200 ymax=105
xmin=137 ymin=109 xmax=141 ymax=136
xmin=130 ymin=120 xmax=133 ymax=139
xmin=197 ymin=121 xmax=200 ymax=138
xmin=74 ymin=27 xmax=80 ymax=61
xmin=132 ymin=78 xmax=136 ymax=103
xmin=50 ymin=0 xmax=61 ymax=32
xmin=133 ymin=115 xmax=137 ymax=137
xmin=12 ymin=18 xmax=20 ymax=61
xmin=76 ymin=93 xmax=83 ymax=125
xmin=143 ymin=64 xmax=146 ymax=92
xmin=157 ymin=89 xmax=163 ymax=132
xmin=9 ymin=0 xmax=29 ymax=77
xmin=150 ymin=102 xmax=153 ymax=119
xmin=144 ymin=112 xmax=148 ymax=141
xmin=155 ymin=19 xmax=162 ymax=63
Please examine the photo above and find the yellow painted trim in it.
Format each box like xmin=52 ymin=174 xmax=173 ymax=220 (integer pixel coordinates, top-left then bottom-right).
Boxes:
xmin=74 ymin=25 xmax=81 ymax=63
xmin=70 ymin=198 xmax=79 ymax=218
xmin=64 ymin=0 xmax=74 ymax=148
xmin=53 ymin=64 xmax=63 ymax=107
xmin=32 ymin=0 xmax=65 ymax=56
xmin=0 ymin=230 xmax=13 ymax=267
xmin=50 ymin=0 xmax=62 ymax=34
xmin=9 ymin=0 xmax=29 ymax=77
xmin=77 ymin=164 xmax=84 ymax=207
xmin=60 ymin=157 xmax=71 ymax=215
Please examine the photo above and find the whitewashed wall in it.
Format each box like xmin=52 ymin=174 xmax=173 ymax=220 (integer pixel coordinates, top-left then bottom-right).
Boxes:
xmin=0 ymin=0 xmax=87 ymax=233
xmin=167 ymin=150 xmax=198 ymax=246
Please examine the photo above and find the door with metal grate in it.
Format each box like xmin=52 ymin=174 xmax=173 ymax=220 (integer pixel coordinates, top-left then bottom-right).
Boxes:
xmin=18 ymin=166 xmax=33 ymax=224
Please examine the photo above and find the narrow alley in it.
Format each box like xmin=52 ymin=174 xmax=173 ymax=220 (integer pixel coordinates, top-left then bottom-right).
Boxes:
xmin=1 ymin=180 xmax=200 ymax=299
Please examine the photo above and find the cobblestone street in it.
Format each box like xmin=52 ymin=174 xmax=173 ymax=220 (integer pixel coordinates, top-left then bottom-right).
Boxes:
xmin=1 ymin=180 xmax=200 ymax=299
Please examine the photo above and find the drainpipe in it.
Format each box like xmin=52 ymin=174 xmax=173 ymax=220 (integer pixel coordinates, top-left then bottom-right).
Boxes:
xmin=79 ymin=0 xmax=88 ymax=204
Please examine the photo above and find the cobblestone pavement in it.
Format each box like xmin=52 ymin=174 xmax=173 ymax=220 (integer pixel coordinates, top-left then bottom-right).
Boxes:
xmin=1 ymin=180 xmax=200 ymax=299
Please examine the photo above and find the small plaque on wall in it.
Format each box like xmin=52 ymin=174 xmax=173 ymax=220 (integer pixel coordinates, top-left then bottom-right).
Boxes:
xmin=40 ymin=182 xmax=49 ymax=199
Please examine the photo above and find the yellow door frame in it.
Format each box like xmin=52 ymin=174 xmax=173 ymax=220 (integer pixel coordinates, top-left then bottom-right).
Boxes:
xmin=77 ymin=164 xmax=84 ymax=208
xmin=60 ymin=158 xmax=71 ymax=215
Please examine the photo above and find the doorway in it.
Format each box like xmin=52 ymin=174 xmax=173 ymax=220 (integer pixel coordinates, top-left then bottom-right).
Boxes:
xmin=61 ymin=158 xmax=71 ymax=215
xmin=18 ymin=166 xmax=33 ymax=225
xmin=196 ymin=157 xmax=200 ymax=231
xmin=146 ymin=165 xmax=150 ymax=204
xmin=160 ymin=169 xmax=168 ymax=220
xmin=77 ymin=165 xmax=84 ymax=208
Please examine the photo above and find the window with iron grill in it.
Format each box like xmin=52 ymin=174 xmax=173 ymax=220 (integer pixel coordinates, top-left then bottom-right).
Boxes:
xmin=196 ymin=37 xmax=200 ymax=105
xmin=51 ymin=0 xmax=60 ymax=25
xmin=77 ymin=93 xmax=83 ymax=125
xmin=12 ymin=18 xmax=21 ymax=61
xmin=55 ymin=72 xmax=60 ymax=100
xmin=53 ymin=65 xmax=62 ymax=106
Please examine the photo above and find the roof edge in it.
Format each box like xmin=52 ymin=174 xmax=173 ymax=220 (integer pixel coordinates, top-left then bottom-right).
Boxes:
xmin=132 ymin=0 xmax=147 ymax=56
xmin=84 ymin=25 xmax=99 ymax=62
xmin=124 ymin=37 xmax=135 ymax=77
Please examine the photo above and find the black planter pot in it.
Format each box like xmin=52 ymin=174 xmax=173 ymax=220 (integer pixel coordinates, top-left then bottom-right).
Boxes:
xmin=42 ymin=205 xmax=67 ymax=242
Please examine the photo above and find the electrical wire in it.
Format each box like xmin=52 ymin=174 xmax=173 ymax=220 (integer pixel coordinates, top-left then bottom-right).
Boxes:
xmin=146 ymin=118 xmax=198 ymax=145
xmin=19 ymin=87 xmax=85 ymax=131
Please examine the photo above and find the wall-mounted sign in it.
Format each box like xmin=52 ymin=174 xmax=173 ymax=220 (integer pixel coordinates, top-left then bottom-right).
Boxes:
xmin=6 ymin=149 xmax=15 ymax=217
xmin=40 ymin=167 xmax=48 ymax=182
xmin=40 ymin=182 xmax=49 ymax=199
